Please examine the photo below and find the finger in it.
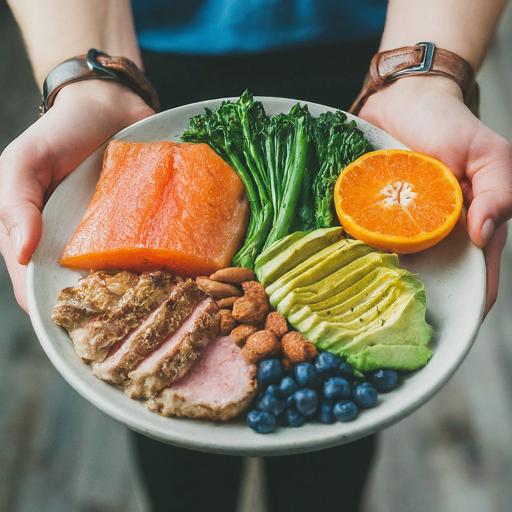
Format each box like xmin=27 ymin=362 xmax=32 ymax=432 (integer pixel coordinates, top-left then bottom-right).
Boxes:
xmin=0 ymin=228 xmax=28 ymax=312
xmin=467 ymin=132 xmax=512 ymax=247
xmin=0 ymin=142 xmax=49 ymax=265
xmin=483 ymin=223 xmax=508 ymax=316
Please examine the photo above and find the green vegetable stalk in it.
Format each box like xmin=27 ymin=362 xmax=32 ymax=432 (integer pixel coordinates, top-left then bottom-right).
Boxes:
xmin=182 ymin=91 xmax=371 ymax=269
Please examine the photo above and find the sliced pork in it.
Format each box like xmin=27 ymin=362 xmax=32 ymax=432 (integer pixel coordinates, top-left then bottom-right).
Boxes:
xmin=149 ymin=336 xmax=257 ymax=421
xmin=126 ymin=299 xmax=220 ymax=399
xmin=92 ymin=280 xmax=205 ymax=384
xmin=52 ymin=271 xmax=177 ymax=361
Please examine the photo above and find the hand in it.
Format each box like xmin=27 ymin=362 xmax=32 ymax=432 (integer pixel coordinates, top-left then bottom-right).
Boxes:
xmin=358 ymin=76 xmax=512 ymax=314
xmin=0 ymin=80 xmax=154 ymax=311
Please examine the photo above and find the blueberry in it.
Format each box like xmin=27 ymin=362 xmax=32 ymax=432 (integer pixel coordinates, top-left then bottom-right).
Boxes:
xmin=294 ymin=388 xmax=319 ymax=417
xmin=247 ymin=410 xmax=277 ymax=434
xmin=353 ymin=382 xmax=378 ymax=409
xmin=333 ymin=400 xmax=358 ymax=422
xmin=371 ymin=369 xmax=399 ymax=393
xmin=258 ymin=359 xmax=283 ymax=386
xmin=323 ymin=377 xmax=351 ymax=401
xmin=246 ymin=409 xmax=261 ymax=430
xmin=279 ymin=376 xmax=298 ymax=397
xmin=294 ymin=363 xmax=321 ymax=388
xmin=318 ymin=401 xmax=336 ymax=424
xmin=265 ymin=384 xmax=281 ymax=397
xmin=258 ymin=392 xmax=287 ymax=416
xmin=286 ymin=408 xmax=306 ymax=428
xmin=286 ymin=395 xmax=296 ymax=408
xmin=315 ymin=351 xmax=341 ymax=378
xmin=337 ymin=361 xmax=354 ymax=380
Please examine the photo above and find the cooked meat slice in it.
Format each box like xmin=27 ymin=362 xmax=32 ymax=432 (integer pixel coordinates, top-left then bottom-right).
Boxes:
xmin=126 ymin=299 xmax=219 ymax=399
xmin=148 ymin=336 xmax=257 ymax=422
xmin=92 ymin=280 xmax=205 ymax=384
xmin=52 ymin=270 xmax=177 ymax=362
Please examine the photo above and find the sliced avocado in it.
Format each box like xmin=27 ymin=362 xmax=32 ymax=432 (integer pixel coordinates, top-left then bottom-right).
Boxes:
xmin=346 ymin=345 xmax=432 ymax=371
xmin=285 ymin=269 xmax=400 ymax=326
xmin=275 ymin=252 xmax=398 ymax=315
xmin=289 ymin=285 xmax=400 ymax=332
xmin=265 ymin=236 xmax=360 ymax=298
xmin=256 ymin=227 xmax=343 ymax=287
xmin=254 ymin=231 xmax=306 ymax=271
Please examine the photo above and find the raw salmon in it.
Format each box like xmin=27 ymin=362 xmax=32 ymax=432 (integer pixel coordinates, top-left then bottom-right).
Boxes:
xmin=60 ymin=141 xmax=248 ymax=275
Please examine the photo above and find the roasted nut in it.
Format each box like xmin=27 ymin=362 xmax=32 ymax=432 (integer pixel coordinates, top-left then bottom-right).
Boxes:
xmin=230 ymin=324 xmax=258 ymax=347
xmin=281 ymin=332 xmax=318 ymax=364
xmin=232 ymin=281 xmax=269 ymax=324
xmin=209 ymin=267 xmax=255 ymax=284
xmin=196 ymin=277 xmax=241 ymax=299
xmin=219 ymin=309 xmax=237 ymax=336
xmin=242 ymin=330 xmax=281 ymax=363
xmin=265 ymin=312 xmax=288 ymax=338
xmin=216 ymin=296 xmax=239 ymax=309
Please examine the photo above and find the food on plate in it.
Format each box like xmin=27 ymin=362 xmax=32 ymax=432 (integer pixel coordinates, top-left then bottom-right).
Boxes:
xmin=125 ymin=298 xmax=219 ymax=399
xmin=281 ymin=331 xmax=318 ymax=364
xmin=264 ymin=311 xmax=289 ymax=338
xmin=52 ymin=270 xmax=177 ymax=361
xmin=196 ymin=277 xmax=242 ymax=299
xmin=255 ymin=228 xmax=433 ymax=371
xmin=182 ymin=91 xmax=371 ymax=269
xmin=209 ymin=267 xmax=256 ymax=284
xmin=149 ymin=336 xmax=257 ymax=421
xmin=334 ymin=149 xmax=463 ymax=253
xmin=92 ymin=279 xmax=206 ymax=384
xmin=219 ymin=308 xmax=237 ymax=335
xmin=242 ymin=330 xmax=281 ymax=363
xmin=60 ymin=140 xmax=249 ymax=275
xmin=231 ymin=324 xmax=259 ymax=346
xmin=232 ymin=281 xmax=269 ymax=324
xmin=247 ymin=352 xmax=389 ymax=433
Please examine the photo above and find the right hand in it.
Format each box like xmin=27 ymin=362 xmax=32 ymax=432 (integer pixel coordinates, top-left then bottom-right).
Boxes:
xmin=0 ymin=80 xmax=154 ymax=311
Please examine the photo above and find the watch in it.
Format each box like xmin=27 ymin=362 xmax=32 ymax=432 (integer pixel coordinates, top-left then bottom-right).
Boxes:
xmin=40 ymin=48 xmax=160 ymax=115
xmin=349 ymin=42 xmax=479 ymax=117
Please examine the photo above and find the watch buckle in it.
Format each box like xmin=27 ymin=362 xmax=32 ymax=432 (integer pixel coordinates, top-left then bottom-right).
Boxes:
xmin=387 ymin=42 xmax=436 ymax=80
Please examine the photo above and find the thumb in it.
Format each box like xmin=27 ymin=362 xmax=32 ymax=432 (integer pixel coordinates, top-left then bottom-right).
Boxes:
xmin=0 ymin=142 xmax=49 ymax=265
xmin=467 ymin=134 xmax=512 ymax=247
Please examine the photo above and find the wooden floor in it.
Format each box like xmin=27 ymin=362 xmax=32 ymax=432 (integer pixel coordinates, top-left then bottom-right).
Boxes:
xmin=0 ymin=3 xmax=511 ymax=511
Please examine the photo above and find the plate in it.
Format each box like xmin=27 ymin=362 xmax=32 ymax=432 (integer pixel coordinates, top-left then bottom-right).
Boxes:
xmin=27 ymin=97 xmax=486 ymax=456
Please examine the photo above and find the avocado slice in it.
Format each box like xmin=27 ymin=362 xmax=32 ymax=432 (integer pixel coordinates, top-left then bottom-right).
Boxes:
xmin=255 ymin=227 xmax=343 ymax=287
xmin=260 ymin=228 xmax=433 ymax=372
xmin=346 ymin=345 xmax=432 ymax=372
xmin=254 ymin=231 xmax=306 ymax=270
xmin=275 ymin=252 xmax=398 ymax=315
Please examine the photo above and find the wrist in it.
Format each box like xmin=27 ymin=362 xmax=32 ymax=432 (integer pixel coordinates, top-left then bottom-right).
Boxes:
xmin=54 ymin=80 xmax=155 ymax=117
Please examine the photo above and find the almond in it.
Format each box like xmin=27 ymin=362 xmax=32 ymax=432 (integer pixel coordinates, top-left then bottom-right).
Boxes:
xmin=196 ymin=277 xmax=241 ymax=299
xmin=209 ymin=267 xmax=255 ymax=284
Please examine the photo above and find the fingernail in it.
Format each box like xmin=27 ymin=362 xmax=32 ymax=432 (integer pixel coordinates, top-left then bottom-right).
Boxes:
xmin=11 ymin=226 xmax=23 ymax=256
xmin=480 ymin=218 xmax=494 ymax=246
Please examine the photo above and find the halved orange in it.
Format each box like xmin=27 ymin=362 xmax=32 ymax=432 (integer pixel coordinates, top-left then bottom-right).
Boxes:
xmin=334 ymin=149 xmax=463 ymax=253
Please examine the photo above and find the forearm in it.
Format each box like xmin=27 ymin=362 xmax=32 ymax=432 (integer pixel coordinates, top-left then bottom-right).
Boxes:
xmin=381 ymin=0 xmax=507 ymax=70
xmin=7 ymin=0 xmax=141 ymax=88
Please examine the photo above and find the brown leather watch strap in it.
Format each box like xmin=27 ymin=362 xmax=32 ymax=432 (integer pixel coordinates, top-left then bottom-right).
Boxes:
xmin=40 ymin=49 xmax=160 ymax=115
xmin=349 ymin=42 xmax=479 ymax=117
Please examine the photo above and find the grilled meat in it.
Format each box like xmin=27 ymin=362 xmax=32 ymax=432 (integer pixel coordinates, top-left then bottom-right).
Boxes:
xmin=92 ymin=280 xmax=206 ymax=384
xmin=52 ymin=271 xmax=177 ymax=361
xmin=126 ymin=299 xmax=220 ymax=399
xmin=149 ymin=336 xmax=257 ymax=421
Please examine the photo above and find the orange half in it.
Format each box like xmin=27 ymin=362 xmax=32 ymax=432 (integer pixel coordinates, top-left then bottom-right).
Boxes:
xmin=334 ymin=149 xmax=463 ymax=253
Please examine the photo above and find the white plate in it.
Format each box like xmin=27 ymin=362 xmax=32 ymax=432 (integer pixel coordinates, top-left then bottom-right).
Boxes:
xmin=27 ymin=97 xmax=485 ymax=456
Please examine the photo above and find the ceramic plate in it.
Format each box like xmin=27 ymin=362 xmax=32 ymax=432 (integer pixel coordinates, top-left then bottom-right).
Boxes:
xmin=27 ymin=97 xmax=485 ymax=456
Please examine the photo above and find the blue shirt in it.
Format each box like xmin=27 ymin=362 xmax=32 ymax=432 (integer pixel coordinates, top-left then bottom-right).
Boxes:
xmin=132 ymin=0 xmax=386 ymax=55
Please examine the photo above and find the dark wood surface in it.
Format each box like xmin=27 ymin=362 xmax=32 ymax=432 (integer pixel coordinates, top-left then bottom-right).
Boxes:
xmin=0 ymin=3 xmax=510 ymax=511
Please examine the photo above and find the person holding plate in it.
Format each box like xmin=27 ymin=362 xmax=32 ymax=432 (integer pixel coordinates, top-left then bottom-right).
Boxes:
xmin=1 ymin=1 xmax=511 ymax=511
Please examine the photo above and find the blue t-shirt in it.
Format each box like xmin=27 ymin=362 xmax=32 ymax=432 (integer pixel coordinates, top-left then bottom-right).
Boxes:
xmin=132 ymin=0 xmax=386 ymax=55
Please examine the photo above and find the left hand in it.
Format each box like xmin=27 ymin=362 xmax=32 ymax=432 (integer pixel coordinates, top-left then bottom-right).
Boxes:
xmin=358 ymin=76 xmax=512 ymax=314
